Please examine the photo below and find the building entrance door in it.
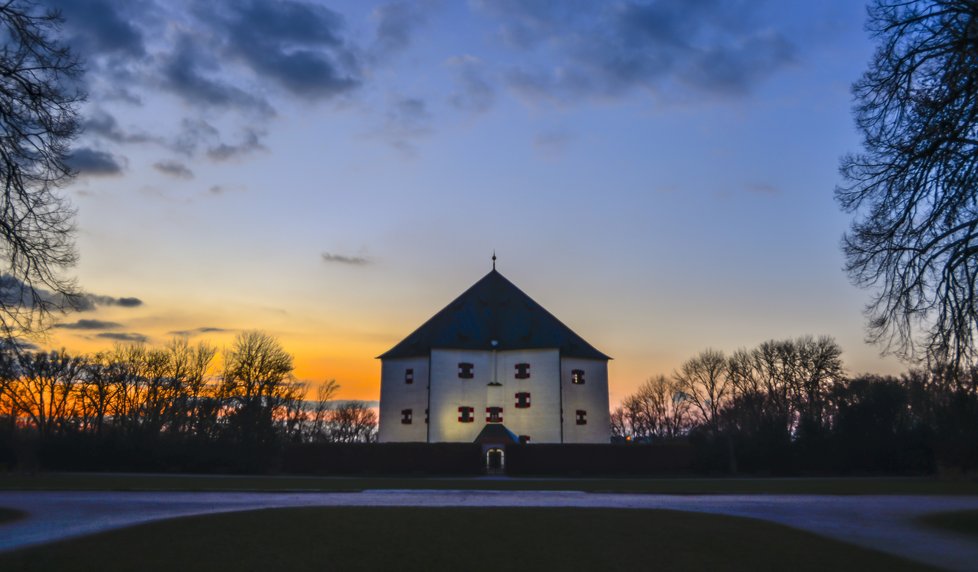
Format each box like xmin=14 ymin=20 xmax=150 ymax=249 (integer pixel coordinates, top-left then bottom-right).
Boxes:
xmin=486 ymin=448 xmax=504 ymax=473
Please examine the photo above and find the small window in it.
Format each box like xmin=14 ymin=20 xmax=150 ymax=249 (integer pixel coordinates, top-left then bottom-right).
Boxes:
xmin=571 ymin=369 xmax=585 ymax=385
xmin=405 ymin=368 xmax=414 ymax=384
xmin=424 ymin=408 xmax=429 ymax=424
xmin=401 ymin=409 xmax=413 ymax=424
xmin=575 ymin=409 xmax=587 ymax=425
xmin=514 ymin=363 xmax=530 ymax=379
xmin=458 ymin=406 xmax=474 ymax=423
xmin=458 ymin=362 xmax=474 ymax=379
xmin=486 ymin=406 xmax=503 ymax=423
xmin=518 ymin=435 xmax=531 ymax=444
xmin=515 ymin=392 xmax=531 ymax=408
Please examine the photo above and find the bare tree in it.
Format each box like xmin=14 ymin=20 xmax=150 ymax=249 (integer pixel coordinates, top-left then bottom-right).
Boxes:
xmin=0 ymin=2 xmax=84 ymax=340
xmin=1 ymin=349 xmax=82 ymax=437
xmin=328 ymin=401 xmax=378 ymax=443
xmin=837 ymin=1 xmax=978 ymax=371
xmin=219 ymin=331 xmax=295 ymax=443
xmin=674 ymin=349 xmax=731 ymax=434
xmin=618 ymin=375 xmax=690 ymax=440
xmin=311 ymin=379 xmax=340 ymax=440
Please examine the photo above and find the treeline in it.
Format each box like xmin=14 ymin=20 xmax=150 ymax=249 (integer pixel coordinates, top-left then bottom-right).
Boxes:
xmin=0 ymin=331 xmax=377 ymax=472
xmin=612 ymin=336 xmax=978 ymax=475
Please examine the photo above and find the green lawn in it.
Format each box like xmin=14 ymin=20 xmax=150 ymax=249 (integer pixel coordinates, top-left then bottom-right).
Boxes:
xmin=918 ymin=508 xmax=978 ymax=540
xmin=0 ymin=508 xmax=25 ymax=525
xmin=0 ymin=507 xmax=936 ymax=572
xmin=1 ymin=472 xmax=977 ymax=495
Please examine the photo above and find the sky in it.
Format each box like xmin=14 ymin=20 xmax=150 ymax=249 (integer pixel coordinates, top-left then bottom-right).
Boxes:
xmin=35 ymin=0 xmax=903 ymax=405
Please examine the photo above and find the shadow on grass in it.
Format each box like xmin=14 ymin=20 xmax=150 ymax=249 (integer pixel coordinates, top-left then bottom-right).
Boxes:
xmin=0 ymin=507 xmax=936 ymax=572
xmin=918 ymin=508 xmax=978 ymax=540
xmin=0 ymin=508 xmax=27 ymax=525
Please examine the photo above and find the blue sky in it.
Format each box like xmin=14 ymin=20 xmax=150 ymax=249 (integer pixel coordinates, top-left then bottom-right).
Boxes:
xmin=43 ymin=0 xmax=900 ymax=403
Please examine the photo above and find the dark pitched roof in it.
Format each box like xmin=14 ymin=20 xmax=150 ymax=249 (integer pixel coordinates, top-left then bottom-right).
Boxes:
xmin=378 ymin=269 xmax=610 ymax=360
xmin=473 ymin=423 xmax=519 ymax=445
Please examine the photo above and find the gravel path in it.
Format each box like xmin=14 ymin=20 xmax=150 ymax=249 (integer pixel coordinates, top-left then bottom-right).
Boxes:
xmin=2 ymin=491 xmax=978 ymax=571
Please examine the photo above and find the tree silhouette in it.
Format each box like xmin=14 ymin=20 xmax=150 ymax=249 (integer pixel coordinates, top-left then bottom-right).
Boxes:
xmin=838 ymin=1 xmax=978 ymax=369
xmin=0 ymin=2 xmax=84 ymax=340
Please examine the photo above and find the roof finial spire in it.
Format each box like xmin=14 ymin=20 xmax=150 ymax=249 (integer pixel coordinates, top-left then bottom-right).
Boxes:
xmin=492 ymin=251 xmax=496 ymax=270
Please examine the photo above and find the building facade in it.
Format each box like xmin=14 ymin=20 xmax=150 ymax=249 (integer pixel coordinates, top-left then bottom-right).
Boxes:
xmin=378 ymin=268 xmax=611 ymax=444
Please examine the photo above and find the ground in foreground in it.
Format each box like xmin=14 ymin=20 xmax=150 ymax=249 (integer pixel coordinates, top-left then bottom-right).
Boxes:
xmin=0 ymin=507 xmax=934 ymax=572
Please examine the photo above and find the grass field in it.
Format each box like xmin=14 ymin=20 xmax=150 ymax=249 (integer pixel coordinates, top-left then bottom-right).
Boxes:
xmin=918 ymin=508 xmax=978 ymax=540
xmin=0 ymin=507 xmax=936 ymax=572
xmin=1 ymin=472 xmax=977 ymax=495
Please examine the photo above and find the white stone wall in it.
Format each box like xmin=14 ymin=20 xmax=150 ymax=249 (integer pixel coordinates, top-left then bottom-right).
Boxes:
xmin=380 ymin=350 xmax=610 ymax=444
xmin=561 ymin=357 xmax=611 ymax=443
xmin=377 ymin=357 xmax=429 ymax=442
xmin=490 ymin=349 xmax=561 ymax=443
xmin=427 ymin=348 xmax=563 ymax=443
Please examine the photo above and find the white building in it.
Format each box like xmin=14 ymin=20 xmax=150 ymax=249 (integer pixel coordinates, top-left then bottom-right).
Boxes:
xmin=378 ymin=266 xmax=611 ymax=446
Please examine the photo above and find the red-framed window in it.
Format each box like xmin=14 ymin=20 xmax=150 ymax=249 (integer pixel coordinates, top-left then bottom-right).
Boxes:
xmin=458 ymin=406 xmax=474 ymax=423
xmin=486 ymin=406 xmax=503 ymax=423
xmin=401 ymin=409 xmax=413 ymax=424
xmin=575 ymin=410 xmax=587 ymax=425
xmin=571 ymin=369 xmax=586 ymax=384
xmin=514 ymin=363 xmax=530 ymax=379
xmin=405 ymin=368 xmax=414 ymax=384
xmin=515 ymin=392 xmax=531 ymax=408
xmin=518 ymin=435 xmax=531 ymax=444
xmin=458 ymin=362 xmax=474 ymax=379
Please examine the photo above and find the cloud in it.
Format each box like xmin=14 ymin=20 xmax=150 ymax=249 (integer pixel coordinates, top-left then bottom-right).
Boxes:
xmin=52 ymin=0 xmax=147 ymax=59
xmin=160 ymin=35 xmax=274 ymax=114
xmin=483 ymin=0 xmax=796 ymax=102
xmin=206 ymin=129 xmax=266 ymax=161
xmin=373 ymin=1 xmax=429 ymax=55
xmin=96 ymin=332 xmax=148 ymax=343
xmin=83 ymin=110 xmax=160 ymax=145
xmin=322 ymin=252 xmax=370 ymax=266
xmin=153 ymin=161 xmax=195 ymax=179
xmin=0 ymin=276 xmax=142 ymax=312
xmin=55 ymin=319 xmax=123 ymax=330
xmin=198 ymin=1 xmax=361 ymax=99
xmin=168 ymin=326 xmax=228 ymax=337
xmin=447 ymin=56 xmax=495 ymax=113
xmin=382 ymin=96 xmax=431 ymax=153
xmin=65 ymin=148 xmax=124 ymax=176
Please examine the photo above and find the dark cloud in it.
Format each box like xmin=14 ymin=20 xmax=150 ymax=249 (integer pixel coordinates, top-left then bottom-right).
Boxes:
xmin=168 ymin=326 xmax=229 ymax=337
xmin=96 ymin=332 xmax=148 ymax=343
xmin=153 ymin=161 xmax=194 ymax=179
xmin=485 ymin=0 xmax=796 ymax=101
xmin=52 ymin=0 xmax=147 ymax=58
xmin=206 ymin=129 xmax=265 ymax=161
xmin=198 ymin=1 xmax=360 ymax=99
xmin=0 ymin=339 xmax=39 ymax=352
xmin=65 ymin=148 xmax=124 ymax=176
xmin=161 ymin=35 xmax=274 ymax=114
xmin=83 ymin=110 xmax=159 ymax=144
xmin=0 ymin=276 xmax=142 ymax=312
xmin=55 ymin=319 xmax=123 ymax=330
xmin=322 ymin=252 xmax=370 ymax=266
xmin=447 ymin=56 xmax=495 ymax=113
xmin=173 ymin=118 xmax=221 ymax=157
xmin=373 ymin=1 xmax=428 ymax=55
